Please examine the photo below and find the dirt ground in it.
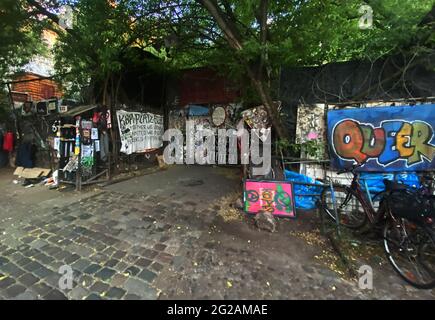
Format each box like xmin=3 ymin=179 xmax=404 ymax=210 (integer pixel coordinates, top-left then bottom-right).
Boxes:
xmin=0 ymin=165 xmax=434 ymax=300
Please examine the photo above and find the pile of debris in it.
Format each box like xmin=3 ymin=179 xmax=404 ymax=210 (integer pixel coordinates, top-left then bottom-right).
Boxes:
xmin=13 ymin=166 xmax=58 ymax=189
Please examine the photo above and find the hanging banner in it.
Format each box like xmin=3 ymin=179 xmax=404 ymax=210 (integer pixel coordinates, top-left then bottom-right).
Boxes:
xmin=117 ymin=110 xmax=164 ymax=155
xmin=327 ymin=104 xmax=435 ymax=171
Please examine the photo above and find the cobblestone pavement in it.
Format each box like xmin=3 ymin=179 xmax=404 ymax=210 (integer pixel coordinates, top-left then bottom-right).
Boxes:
xmin=0 ymin=166 xmax=434 ymax=300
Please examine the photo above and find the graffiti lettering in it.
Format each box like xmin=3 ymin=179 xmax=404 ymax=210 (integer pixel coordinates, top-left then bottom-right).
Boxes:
xmin=244 ymin=181 xmax=295 ymax=217
xmin=332 ymin=119 xmax=435 ymax=166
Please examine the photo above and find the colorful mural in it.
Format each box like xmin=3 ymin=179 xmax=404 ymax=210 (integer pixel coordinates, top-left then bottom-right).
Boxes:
xmin=244 ymin=180 xmax=296 ymax=217
xmin=327 ymin=104 xmax=435 ymax=171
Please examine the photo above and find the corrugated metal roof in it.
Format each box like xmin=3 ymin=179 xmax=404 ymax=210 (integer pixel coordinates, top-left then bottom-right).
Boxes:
xmin=63 ymin=105 xmax=98 ymax=117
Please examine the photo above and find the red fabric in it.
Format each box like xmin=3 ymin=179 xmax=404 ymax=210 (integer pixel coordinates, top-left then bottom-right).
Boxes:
xmin=92 ymin=112 xmax=101 ymax=124
xmin=3 ymin=132 xmax=14 ymax=152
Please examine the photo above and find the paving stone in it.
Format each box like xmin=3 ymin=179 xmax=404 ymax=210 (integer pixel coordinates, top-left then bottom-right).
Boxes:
xmin=0 ymin=257 xmax=9 ymax=266
xmin=90 ymin=253 xmax=109 ymax=264
xmin=69 ymin=286 xmax=90 ymax=300
xmin=141 ymin=249 xmax=158 ymax=260
xmin=34 ymin=266 xmax=54 ymax=279
xmin=159 ymin=236 xmax=170 ymax=243
xmin=124 ymin=255 xmax=139 ymax=264
xmin=30 ymin=239 xmax=50 ymax=250
xmin=85 ymin=293 xmax=103 ymax=300
xmin=43 ymin=272 xmax=63 ymax=288
xmin=33 ymin=253 xmax=54 ymax=265
xmin=83 ymin=264 xmax=101 ymax=275
xmin=137 ymin=269 xmax=157 ymax=283
xmin=113 ymin=261 xmax=129 ymax=273
xmin=88 ymin=241 xmax=107 ymax=251
xmin=124 ymin=293 xmax=142 ymax=300
xmin=0 ymin=277 xmax=16 ymax=289
xmin=1 ymin=262 xmax=26 ymax=278
xmin=9 ymin=252 xmax=25 ymax=262
xmin=59 ymin=239 xmax=73 ymax=246
xmin=102 ymin=247 xmax=117 ymax=256
xmin=77 ymin=274 xmax=94 ymax=288
xmin=43 ymin=289 xmax=68 ymax=300
xmin=156 ymin=252 xmax=174 ymax=265
xmin=30 ymin=282 xmax=53 ymax=297
xmin=64 ymin=253 xmax=81 ymax=264
xmin=125 ymin=266 xmax=140 ymax=276
xmin=71 ymin=245 xmax=94 ymax=257
xmin=135 ymin=258 xmax=152 ymax=268
xmin=79 ymin=213 xmax=92 ymax=220
xmin=114 ymin=241 xmax=131 ymax=251
xmin=23 ymin=261 xmax=44 ymax=273
xmin=112 ymin=250 xmax=127 ymax=260
xmin=89 ymin=281 xmax=109 ymax=294
xmin=3 ymin=248 xmax=17 ymax=256
xmin=105 ymin=287 xmax=126 ymax=299
xmin=110 ymin=274 xmax=128 ymax=287
xmin=17 ymin=273 xmax=39 ymax=286
xmin=71 ymin=259 xmax=92 ymax=272
xmin=153 ymin=243 xmax=167 ymax=251
xmin=43 ymin=246 xmax=62 ymax=256
xmin=4 ymin=284 xmax=27 ymax=298
xmin=21 ymin=236 xmax=37 ymax=244
xmin=53 ymin=250 xmax=72 ymax=261
xmin=47 ymin=235 xmax=63 ymax=245
xmin=94 ymin=268 xmax=116 ymax=282
xmin=23 ymin=226 xmax=37 ymax=232
xmin=13 ymin=289 xmax=38 ymax=300
xmin=104 ymin=259 xmax=119 ymax=268
xmin=150 ymin=262 xmax=164 ymax=273
xmin=123 ymin=278 xmax=157 ymax=299
xmin=75 ymin=236 xmax=91 ymax=245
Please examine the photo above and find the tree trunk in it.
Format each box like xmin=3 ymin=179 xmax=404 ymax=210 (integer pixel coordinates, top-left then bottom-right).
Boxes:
xmin=245 ymin=67 xmax=287 ymax=140
xmin=198 ymin=0 xmax=288 ymax=141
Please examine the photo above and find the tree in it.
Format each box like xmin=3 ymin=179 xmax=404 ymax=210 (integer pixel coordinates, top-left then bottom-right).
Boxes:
xmin=0 ymin=0 xmax=46 ymax=81
xmin=194 ymin=0 xmax=434 ymax=141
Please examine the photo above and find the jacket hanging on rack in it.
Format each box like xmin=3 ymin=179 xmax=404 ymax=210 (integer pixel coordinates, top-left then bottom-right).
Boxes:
xmin=3 ymin=131 xmax=14 ymax=152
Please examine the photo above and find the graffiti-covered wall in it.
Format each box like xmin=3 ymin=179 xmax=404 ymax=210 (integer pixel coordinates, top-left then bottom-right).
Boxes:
xmin=327 ymin=104 xmax=435 ymax=172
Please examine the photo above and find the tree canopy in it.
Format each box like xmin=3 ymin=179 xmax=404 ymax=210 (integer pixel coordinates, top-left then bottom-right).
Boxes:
xmin=1 ymin=0 xmax=434 ymax=136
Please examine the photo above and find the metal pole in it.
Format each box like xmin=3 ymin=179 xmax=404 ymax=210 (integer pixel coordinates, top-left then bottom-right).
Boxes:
xmin=329 ymin=178 xmax=341 ymax=238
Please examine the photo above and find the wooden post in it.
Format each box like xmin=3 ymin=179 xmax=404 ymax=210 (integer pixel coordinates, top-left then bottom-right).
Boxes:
xmin=76 ymin=119 xmax=82 ymax=192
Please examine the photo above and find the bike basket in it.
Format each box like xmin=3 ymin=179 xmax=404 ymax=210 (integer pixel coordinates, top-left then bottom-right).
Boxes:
xmin=388 ymin=191 xmax=433 ymax=220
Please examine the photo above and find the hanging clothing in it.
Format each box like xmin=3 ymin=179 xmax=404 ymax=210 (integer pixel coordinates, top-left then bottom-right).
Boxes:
xmin=3 ymin=131 xmax=14 ymax=152
xmin=15 ymin=143 xmax=36 ymax=168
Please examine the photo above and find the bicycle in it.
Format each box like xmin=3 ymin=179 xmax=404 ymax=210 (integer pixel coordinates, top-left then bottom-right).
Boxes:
xmin=320 ymin=165 xmax=435 ymax=288
xmin=320 ymin=164 xmax=379 ymax=229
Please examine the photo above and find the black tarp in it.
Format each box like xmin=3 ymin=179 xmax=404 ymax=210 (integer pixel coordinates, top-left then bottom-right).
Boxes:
xmin=279 ymin=52 xmax=435 ymax=137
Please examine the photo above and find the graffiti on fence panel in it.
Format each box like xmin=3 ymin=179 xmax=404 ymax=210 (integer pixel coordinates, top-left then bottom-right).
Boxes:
xmin=244 ymin=180 xmax=295 ymax=217
xmin=327 ymin=104 xmax=435 ymax=171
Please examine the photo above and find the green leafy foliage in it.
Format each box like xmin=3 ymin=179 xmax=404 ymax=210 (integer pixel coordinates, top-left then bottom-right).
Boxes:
xmin=0 ymin=0 xmax=46 ymax=80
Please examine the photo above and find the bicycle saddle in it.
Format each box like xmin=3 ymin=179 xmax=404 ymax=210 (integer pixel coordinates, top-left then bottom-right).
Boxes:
xmin=383 ymin=179 xmax=409 ymax=192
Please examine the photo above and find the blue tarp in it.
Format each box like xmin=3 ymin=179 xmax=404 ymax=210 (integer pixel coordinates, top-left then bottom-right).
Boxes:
xmin=187 ymin=105 xmax=209 ymax=116
xmin=284 ymin=170 xmax=421 ymax=210
xmin=284 ymin=170 xmax=323 ymax=210
xmin=359 ymin=172 xmax=420 ymax=195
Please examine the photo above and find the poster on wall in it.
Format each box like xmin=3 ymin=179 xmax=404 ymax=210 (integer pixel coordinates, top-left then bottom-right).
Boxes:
xmin=327 ymin=104 xmax=435 ymax=172
xmin=244 ymin=180 xmax=296 ymax=218
xmin=117 ymin=110 xmax=164 ymax=155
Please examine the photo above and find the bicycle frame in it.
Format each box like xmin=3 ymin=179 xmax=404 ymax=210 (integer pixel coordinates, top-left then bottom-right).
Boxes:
xmin=343 ymin=172 xmax=381 ymax=225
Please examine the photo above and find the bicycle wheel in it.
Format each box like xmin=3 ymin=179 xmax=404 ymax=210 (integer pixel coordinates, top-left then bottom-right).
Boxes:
xmin=321 ymin=186 xmax=367 ymax=229
xmin=383 ymin=219 xmax=435 ymax=289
